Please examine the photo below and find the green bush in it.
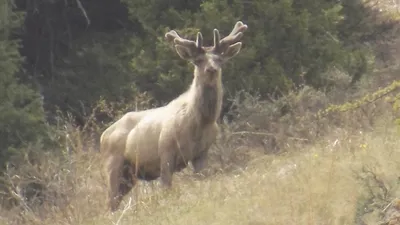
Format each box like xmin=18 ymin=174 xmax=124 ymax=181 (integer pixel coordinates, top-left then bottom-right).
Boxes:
xmin=122 ymin=0 xmax=382 ymax=105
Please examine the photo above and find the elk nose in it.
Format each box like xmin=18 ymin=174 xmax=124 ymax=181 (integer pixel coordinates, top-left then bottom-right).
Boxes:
xmin=205 ymin=66 xmax=217 ymax=74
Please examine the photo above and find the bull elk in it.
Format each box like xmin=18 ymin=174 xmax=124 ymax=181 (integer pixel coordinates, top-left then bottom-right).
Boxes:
xmin=100 ymin=21 xmax=248 ymax=212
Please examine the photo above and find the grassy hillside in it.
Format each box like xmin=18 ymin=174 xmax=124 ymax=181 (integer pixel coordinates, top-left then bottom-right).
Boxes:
xmin=99 ymin=122 xmax=400 ymax=225
xmin=1 ymin=71 xmax=400 ymax=225
xmin=2 ymin=116 xmax=400 ymax=225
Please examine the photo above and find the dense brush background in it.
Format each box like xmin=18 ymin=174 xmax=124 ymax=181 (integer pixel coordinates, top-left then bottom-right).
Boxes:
xmin=1 ymin=0 xmax=400 ymax=224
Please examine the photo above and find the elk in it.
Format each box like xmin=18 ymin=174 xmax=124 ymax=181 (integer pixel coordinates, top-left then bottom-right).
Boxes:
xmin=100 ymin=21 xmax=248 ymax=212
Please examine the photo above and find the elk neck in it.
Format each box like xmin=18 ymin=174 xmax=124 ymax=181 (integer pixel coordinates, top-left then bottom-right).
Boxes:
xmin=187 ymin=67 xmax=223 ymax=125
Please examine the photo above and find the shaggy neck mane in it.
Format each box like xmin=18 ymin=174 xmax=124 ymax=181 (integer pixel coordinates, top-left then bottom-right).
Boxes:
xmin=186 ymin=70 xmax=223 ymax=125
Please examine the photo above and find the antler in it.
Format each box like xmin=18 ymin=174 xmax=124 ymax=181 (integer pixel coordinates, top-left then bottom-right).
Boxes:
xmin=212 ymin=21 xmax=248 ymax=53
xmin=164 ymin=21 xmax=247 ymax=55
xmin=165 ymin=30 xmax=204 ymax=53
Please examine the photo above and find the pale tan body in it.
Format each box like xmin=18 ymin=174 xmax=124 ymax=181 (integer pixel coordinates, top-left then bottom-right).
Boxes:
xmin=100 ymin=21 xmax=248 ymax=212
xmin=100 ymin=109 xmax=157 ymax=155
xmin=124 ymin=80 xmax=222 ymax=179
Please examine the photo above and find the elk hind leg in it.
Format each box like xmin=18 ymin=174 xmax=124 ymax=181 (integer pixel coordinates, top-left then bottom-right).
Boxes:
xmin=118 ymin=159 xmax=136 ymax=202
xmin=106 ymin=155 xmax=135 ymax=212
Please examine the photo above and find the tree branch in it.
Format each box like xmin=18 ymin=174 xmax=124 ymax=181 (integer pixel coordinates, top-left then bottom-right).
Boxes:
xmin=75 ymin=0 xmax=90 ymax=27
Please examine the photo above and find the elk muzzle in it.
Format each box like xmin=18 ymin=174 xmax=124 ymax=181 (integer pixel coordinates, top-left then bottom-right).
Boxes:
xmin=205 ymin=65 xmax=218 ymax=75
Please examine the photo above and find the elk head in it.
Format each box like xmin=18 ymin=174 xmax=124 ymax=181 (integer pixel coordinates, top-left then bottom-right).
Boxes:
xmin=165 ymin=21 xmax=248 ymax=85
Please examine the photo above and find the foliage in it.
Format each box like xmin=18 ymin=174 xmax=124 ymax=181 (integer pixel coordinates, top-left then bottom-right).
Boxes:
xmin=16 ymin=0 xmax=143 ymax=126
xmin=392 ymin=91 xmax=400 ymax=127
xmin=0 ymin=0 xmax=47 ymax=169
xmin=317 ymin=80 xmax=400 ymax=118
xmin=338 ymin=0 xmax=398 ymax=84
xmin=0 ymin=0 xmax=391 ymax=126
xmin=123 ymin=0 xmax=373 ymax=103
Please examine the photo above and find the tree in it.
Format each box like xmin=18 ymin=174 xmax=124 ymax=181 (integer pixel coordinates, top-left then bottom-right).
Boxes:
xmin=123 ymin=0 xmax=364 ymax=102
xmin=0 ymin=0 xmax=47 ymax=169
xmin=7 ymin=0 xmax=393 ymax=129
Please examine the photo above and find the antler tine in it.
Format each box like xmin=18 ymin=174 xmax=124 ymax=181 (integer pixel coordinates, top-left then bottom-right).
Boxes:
xmin=214 ymin=21 xmax=248 ymax=53
xmin=165 ymin=30 xmax=199 ymax=52
xmin=227 ymin=21 xmax=247 ymax=37
xmin=196 ymin=32 xmax=203 ymax=49
xmin=213 ymin=29 xmax=221 ymax=52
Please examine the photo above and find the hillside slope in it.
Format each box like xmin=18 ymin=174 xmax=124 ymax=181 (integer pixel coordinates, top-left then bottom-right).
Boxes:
xmin=21 ymin=122 xmax=397 ymax=225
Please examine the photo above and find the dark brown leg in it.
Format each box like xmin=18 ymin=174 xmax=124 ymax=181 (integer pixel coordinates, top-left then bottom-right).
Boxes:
xmin=117 ymin=160 xmax=136 ymax=204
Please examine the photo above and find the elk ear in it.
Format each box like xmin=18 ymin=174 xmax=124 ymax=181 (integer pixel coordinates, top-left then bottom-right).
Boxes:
xmin=175 ymin=45 xmax=193 ymax=60
xmin=222 ymin=42 xmax=242 ymax=59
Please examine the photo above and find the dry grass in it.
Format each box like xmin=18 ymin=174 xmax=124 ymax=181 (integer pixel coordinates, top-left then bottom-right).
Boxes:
xmin=1 ymin=114 xmax=400 ymax=225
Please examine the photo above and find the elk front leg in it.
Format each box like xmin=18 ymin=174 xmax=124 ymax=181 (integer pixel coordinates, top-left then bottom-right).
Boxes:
xmin=192 ymin=123 xmax=218 ymax=173
xmin=158 ymin=128 xmax=179 ymax=188
xmin=160 ymin=151 xmax=176 ymax=188
xmin=192 ymin=149 xmax=209 ymax=174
